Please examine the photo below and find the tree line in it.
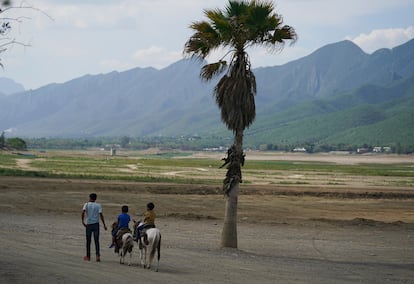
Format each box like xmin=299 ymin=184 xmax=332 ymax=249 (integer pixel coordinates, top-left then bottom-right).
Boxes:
xmin=1 ymin=134 xmax=411 ymax=154
xmin=0 ymin=132 xmax=27 ymax=150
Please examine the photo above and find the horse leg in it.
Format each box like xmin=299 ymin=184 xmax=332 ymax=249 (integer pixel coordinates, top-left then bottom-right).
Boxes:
xmin=139 ymin=247 xmax=144 ymax=268
xmin=145 ymin=247 xmax=148 ymax=268
xmin=155 ymin=235 xmax=161 ymax=272
xmin=155 ymin=250 xmax=159 ymax=272
xmin=148 ymin=234 xmax=161 ymax=271
xmin=143 ymin=247 xmax=148 ymax=268
xmin=120 ymin=241 xmax=127 ymax=264
xmin=127 ymin=243 xmax=132 ymax=266
xmin=120 ymin=250 xmax=123 ymax=264
xmin=148 ymin=245 xmax=154 ymax=270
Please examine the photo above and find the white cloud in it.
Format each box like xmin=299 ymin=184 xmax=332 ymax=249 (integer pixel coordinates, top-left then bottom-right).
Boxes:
xmin=36 ymin=1 xmax=139 ymax=30
xmin=349 ymin=26 xmax=414 ymax=53
xmin=3 ymin=128 xmax=17 ymax=133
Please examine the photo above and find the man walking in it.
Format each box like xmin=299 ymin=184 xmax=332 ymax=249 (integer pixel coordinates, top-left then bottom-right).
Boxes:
xmin=82 ymin=193 xmax=107 ymax=262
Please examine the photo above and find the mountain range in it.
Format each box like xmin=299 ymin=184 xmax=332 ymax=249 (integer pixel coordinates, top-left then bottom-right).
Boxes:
xmin=0 ymin=77 xmax=25 ymax=96
xmin=0 ymin=39 xmax=413 ymax=148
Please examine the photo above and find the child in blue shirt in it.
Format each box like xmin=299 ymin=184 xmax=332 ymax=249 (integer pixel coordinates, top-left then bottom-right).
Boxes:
xmin=109 ymin=205 xmax=131 ymax=250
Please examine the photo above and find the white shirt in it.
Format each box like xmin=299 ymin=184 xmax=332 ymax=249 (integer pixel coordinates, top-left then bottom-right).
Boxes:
xmin=83 ymin=201 xmax=102 ymax=225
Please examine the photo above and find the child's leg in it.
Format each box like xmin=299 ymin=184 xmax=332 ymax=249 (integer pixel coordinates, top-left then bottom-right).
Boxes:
xmin=109 ymin=229 xmax=117 ymax=248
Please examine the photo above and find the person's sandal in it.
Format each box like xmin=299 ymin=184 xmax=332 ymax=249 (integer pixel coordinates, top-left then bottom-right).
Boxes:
xmin=96 ymin=256 xmax=101 ymax=262
xmin=83 ymin=256 xmax=90 ymax=261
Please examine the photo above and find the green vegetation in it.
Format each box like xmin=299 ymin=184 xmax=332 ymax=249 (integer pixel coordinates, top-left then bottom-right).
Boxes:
xmin=6 ymin=137 xmax=27 ymax=150
xmin=0 ymin=168 xmax=48 ymax=177
xmin=0 ymin=152 xmax=222 ymax=184
xmin=0 ymin=132 xmax=4 ymax=148
xmin=244 ymin=160 xmax=414 ymax=177
xmin=1 ymin=151 xmax=413 ymax=187
xmin=20 ymin=135 xmax=412 ymax=154
xmin=0 ymin=132 xmax=27 ymax=150
xmin=242 ymin=76 xmax=414 ymax=153
xmin=0 ymin=153 xmax=17 ymax=167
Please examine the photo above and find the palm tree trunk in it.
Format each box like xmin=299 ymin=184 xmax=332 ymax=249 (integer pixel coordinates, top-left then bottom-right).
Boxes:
xmin=221 ymin=129 xmax=244 ymax=248
xmin=221 ymin=182 xmax=239 ymax=248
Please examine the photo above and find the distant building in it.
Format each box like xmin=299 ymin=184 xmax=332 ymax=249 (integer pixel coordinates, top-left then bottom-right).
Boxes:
xmin=203 ymin=146 xmax=227 ymax=152
xmin=357 ymin=148 xmax=369 ymax=154
xmin=373 ymin=146 xmax=392 ymax=153
xmin=293 ymin=147 xmax=306 ymax=152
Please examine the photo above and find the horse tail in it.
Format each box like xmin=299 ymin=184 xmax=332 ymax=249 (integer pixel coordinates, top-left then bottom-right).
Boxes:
xmin=127 ymin=235 xmax=134 ymax=253
xmin=157 ymin=233 xmax=161 ymax=261
xmin=122 ymin=234 xmax=134 ymax=266
xmin=149 ymin=232 xmax=159 ymax=260
xmin=152 ymin=231 xmax=161 ymax=271
xmin=122 ymin=234 xmax=134 ymax=252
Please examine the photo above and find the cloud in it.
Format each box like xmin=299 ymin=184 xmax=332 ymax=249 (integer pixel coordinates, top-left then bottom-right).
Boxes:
xmin=349 ymin=26 xmax=414 ymax=53
xmin=3 ymin=128 xmax=17 ymax=134
xmin=36 ymin=1 xmax=139 ymax=30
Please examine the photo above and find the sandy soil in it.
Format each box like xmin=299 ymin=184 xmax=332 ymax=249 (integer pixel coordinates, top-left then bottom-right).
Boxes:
xmin=0 ymin=175 xmax=413 ymax=284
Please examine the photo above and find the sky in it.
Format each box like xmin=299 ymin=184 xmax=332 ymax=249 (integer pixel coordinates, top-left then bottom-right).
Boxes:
xmin=1 ymin=0 xmax=414 ymax=90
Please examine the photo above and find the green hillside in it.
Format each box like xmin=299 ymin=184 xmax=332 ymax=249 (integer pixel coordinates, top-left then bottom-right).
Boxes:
xmin=243 ymin=76 xmax=414 ymax=150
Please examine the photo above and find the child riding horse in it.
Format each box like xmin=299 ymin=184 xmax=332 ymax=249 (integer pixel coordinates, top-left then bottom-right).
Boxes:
xmin=110 ymin=205 xmax=131 ymax=253
xmin=134 ymin=202 xmax=156 ymax=248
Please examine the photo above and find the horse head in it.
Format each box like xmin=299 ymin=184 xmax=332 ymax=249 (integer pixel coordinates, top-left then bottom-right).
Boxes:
xmin=132 ymin=219 xmax=143 ymax=230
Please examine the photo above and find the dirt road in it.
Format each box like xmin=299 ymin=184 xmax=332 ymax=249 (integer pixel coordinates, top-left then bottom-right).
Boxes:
xmin=0 ymin=177 xmax=413 ymax=283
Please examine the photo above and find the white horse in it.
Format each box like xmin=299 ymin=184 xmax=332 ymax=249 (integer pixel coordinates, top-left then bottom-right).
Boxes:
xmin=133 ymin=221 xmax=161 ymax=271
xmin=119 ymin=232 xmax=134 ymax=266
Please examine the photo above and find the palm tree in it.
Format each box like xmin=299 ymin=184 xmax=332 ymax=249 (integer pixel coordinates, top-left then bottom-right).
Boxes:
xmin=184 ymin=0 xmax=297 ymax=248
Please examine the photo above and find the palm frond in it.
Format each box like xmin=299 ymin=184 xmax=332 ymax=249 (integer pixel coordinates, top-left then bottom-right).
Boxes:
xmin=226 ymin=0 xmax=250 ymax=18
xmin=272 ymin=25 xmax=298 ymax=44
xmin=184 ymin=0 xmax=296 ymax=132
xmin=184 ymin=21 xmax=221 ymax=58
xmin=200 ymin=60 xmax=228 ymax=81
xmin=205 ymin=9 xmax=233 ymax=45
xmin=214 ymin=52 xmax=256 ymax=131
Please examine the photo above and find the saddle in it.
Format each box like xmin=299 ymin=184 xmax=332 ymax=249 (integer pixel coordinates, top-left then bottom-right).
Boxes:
xmin=141 ymin=224 xmax=155 ymax=233
xmin=138 ymin=225 xmax=155 ymax=248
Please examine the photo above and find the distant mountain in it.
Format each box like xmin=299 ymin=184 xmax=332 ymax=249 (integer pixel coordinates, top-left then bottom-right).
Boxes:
xmin=0 ymin=39 xmax=413 ymax=148
xmin=243 ymin=75 xmax=414 ymax=147
xmin=254 ymin=39 xmax=414 ymax=110
xmin=0 ymin=77 xmax=25 ymax=96
xmin=0 ymin=60 xmax=219 ymax=137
